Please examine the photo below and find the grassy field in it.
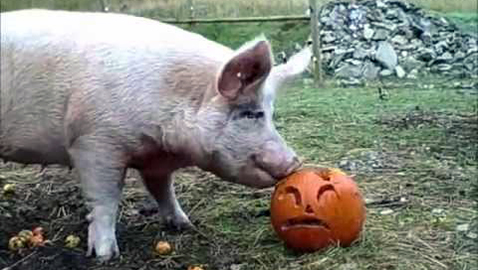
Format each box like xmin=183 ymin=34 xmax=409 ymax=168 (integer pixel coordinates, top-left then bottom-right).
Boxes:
xmin=1 ymin=78 xmax=477 ymax=270
xmin=0 ymin=1 xmax=477 ymax=269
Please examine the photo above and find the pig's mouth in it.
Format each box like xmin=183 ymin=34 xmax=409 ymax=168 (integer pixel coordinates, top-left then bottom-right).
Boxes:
xmin=281 ymin=217 xmax=330 ymax=230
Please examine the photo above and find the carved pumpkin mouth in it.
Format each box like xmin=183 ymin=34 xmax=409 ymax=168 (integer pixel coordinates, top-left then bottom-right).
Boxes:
xmin=281 ymin=217 xmax=330 ymax=230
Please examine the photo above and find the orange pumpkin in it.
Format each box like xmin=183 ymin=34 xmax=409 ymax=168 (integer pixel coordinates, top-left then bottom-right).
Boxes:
xmin=270 ymin=167 xmax=366 ymax=252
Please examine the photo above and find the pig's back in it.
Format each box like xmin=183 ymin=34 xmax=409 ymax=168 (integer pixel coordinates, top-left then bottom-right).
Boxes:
xmin=1 ymin=9 xmax=232 ymax=61
xmin=0 ymin=9 xmax=232 ymax=165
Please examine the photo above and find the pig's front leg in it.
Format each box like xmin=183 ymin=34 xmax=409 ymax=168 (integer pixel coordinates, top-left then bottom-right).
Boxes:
xmin=140 ymin=166 xmax=191 ymax=230
xmin=68 ymin=138 xmax=126 ymax=261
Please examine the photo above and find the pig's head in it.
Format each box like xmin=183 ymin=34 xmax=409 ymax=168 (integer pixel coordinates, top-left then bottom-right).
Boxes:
xmin=193 ymin=36 xmax=312 ymax=188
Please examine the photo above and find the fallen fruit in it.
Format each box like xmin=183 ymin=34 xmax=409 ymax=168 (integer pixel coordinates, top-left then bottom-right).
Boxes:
xmin=17 ymin=230 xmax=33 ymax=243
xmin=29 ymin=235 xmax=45 ymax=247
xmin=65 ymin=235 xmax=81 ymax=248
xmin=32 ymin=227 xmax=45 ymax=236
xmin=3 ymin=184 xmax=16 ymax=195
xmin=155 ymin=241 xmax=172 ymax=255
xmin=8 ymin=236 xmax=25 ymax=251
xmin=187 ymin=266 xmax=205 ymax=270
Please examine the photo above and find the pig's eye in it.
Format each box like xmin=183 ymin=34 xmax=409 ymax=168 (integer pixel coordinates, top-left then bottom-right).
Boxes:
xmin=239 ymin=110 xmax=264 ymax=119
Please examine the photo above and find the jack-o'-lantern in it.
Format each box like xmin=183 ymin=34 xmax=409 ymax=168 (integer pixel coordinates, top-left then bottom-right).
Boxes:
xmin=270 ymin=167 xmax=366 ymax=252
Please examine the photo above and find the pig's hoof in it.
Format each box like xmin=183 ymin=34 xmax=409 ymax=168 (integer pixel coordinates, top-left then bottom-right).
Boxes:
xmin=87 ymin=224 xmax=120 ymax=262
xmin=164 ymin=213 xmax=193 ymax=231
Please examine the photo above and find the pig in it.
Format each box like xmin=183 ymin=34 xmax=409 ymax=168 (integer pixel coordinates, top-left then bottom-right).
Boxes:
xmin=0 ymin=9 xmax=312 ymax=261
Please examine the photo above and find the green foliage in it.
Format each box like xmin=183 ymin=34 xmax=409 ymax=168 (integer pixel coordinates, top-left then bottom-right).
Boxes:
xmin=178 ymin=21 xmax=310 ymax=54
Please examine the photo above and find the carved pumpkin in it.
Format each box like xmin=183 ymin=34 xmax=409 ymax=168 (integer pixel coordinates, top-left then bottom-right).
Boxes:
xmin=270 ymin=167 xmax=366 ymax=252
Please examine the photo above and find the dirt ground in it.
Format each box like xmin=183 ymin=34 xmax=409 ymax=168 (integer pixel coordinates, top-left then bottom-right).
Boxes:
xmin=0 ymin=165 xmax=248 ymax=270
xmin=1 ymin=82 xmax=477 ymax=270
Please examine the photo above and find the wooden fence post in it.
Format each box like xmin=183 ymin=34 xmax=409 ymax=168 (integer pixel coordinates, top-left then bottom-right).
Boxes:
xmin=308 ymin=0 xmax=323 ymax=87
xmin=187 ymin=0 xmax=195 ymax=26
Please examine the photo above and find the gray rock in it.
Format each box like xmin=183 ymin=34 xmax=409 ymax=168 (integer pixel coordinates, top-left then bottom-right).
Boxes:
xmin=346 ymin=59 xmax=364 ymax=66
xmin=376 ymin=41 xmax=398 ymax=69
xmin=376 ymin=0 xmax=387 ymax=9
xmin=323 ymin=32 xmax=336 ymax=43
xmin=335 ymin=63 xmax=362 ymax=78
xmin=437 ymin=52 xmax=453 ymax=62
xmin=401 ymin=56 xmax=423 ymax=71
xmin=454 ymin=51 xmax=466 ymax=61
xmin=339 ymin=78 xmax=364 ymax=87
xmin=407 ymin=69 xmax=418 ymax=79
xmin=372 ymin=22 xmax=397 ymax=32
xmin=395 ymin=65 xmax=406 ymax=78
xmin=373 ymin=28 xmax=389 ymax=41
xmin=380 ymin=69 xmax=394 ymax=77
xmin=363 ymin=26 xmax=374 ymax=40
xmin=362 ymin=61 xmax=380 ymax=80
xmin=353 ymin=47 xmax=369 ymax=59
xmin=432 ymin=64 xmax=452 ymax=72
xmin=311 ymin=0 xmax=478 ymax=80
xmin=391 ymin=35 xmax=408 ymax=45
xmin=416 ymin=48 xmax=436 ymax=62
xmin=434 ymin=40 xmax=449 ymax=54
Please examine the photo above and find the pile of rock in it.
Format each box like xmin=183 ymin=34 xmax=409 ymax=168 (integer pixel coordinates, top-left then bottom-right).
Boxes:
xmin=309 ymin=0 xmax=477 ymax=82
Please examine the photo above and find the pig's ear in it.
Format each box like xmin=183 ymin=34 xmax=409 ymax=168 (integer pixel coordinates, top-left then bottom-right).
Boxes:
xmin=217 ymin=39 xmax=272 ymax=100
xmin=267 ymin=46 xmax=312 ymax=90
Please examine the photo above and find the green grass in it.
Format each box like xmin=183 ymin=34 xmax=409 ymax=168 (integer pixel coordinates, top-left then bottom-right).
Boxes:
xmin=168 ymin=80 xmax=477 ymax=269
xmin=180 ymin=21 xmax=310 ymax=56
xmin=1 ymin=79 xmax=476 ymax=270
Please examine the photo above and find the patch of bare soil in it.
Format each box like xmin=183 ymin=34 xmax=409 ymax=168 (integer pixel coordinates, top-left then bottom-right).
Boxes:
xmin=0 ymin=165 xmax=241 ymax=270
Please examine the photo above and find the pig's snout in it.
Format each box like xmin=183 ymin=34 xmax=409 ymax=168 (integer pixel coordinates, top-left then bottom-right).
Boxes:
xmin=252 ymin=141 xmax=301 ymax=180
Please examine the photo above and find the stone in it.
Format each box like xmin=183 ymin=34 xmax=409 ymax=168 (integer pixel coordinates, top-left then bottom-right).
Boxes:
xmin=335 ymin=63 xmax=362 ymax=78
xmin=323 ymin=32 xmax=336 ymax=43
xmin=436 ymin=52 xmax=453 ymax=62
xmin=345 ymin=59 xmax=364 ymax=66
xmin=407 ymin=69 xmax=418 ymax=79
xmin=372 ymin=22 xmax=397 ymax=32
xmin=376 ymin=41 xmax=398 ymax=70
xmin=401 ymin=56 xmax=423 ymax=72
xmin=376 ymin=0 xmax=387 ymax=9
xmin=353 ymin=47 xmax=369 ymax=59
xmin=373 ymin=28 xmax=389 ymax=40
xmin=391 ymin=35 xmax=408 ymax=45
xmin=339 ymin=78 xmax=364 ymax=87
xmin=395 ymin=65 xmax=406 ymax=78
xmin=416 ymin=48 xmax=436 ymax=62
xmin=362 ymin=60 xmax=380 ymax=80
xmin=380 ymin=69 xmax=394 ymax=77
xmin=380 ymin=209 xmax=394 ymax=215
xmin=309 ymin=0 xmax=478 ymax=81
xmin=454 ymin=51 xmax=466 ymax=61
xmin=363 ymin=26 xmax=374 ymax=40
xmin=456 ymin=224 xmax=469 ymax=232
xmin=436 ymin=64 xmax=453 ymax=72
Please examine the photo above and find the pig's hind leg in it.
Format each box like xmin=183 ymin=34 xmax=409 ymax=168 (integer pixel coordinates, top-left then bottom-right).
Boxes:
xmin=139 ymin=166 xmax=192 ymax=230
xmin=68 ymin=138 xmax=126 ymax=261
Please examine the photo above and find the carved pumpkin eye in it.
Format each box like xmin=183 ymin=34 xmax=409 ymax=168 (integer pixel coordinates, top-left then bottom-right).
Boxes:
xmin=285 ymin=186 xmax=302 ymax=206
xmin=317 ymin=184 xmax=335 ymax=201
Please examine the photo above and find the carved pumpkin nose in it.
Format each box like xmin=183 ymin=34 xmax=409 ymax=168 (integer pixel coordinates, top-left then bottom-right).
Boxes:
xmin=305 ymin=204 xmax=314 ymax=214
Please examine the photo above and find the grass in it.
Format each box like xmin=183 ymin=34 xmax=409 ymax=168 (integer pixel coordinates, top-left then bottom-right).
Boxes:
xmin=1 ymin=78 xmax=477 ymax=270
xmin=0 ymin=1 xmax=477 ymax=269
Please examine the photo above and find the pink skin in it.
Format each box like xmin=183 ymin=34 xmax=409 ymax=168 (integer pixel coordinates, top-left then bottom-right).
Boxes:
xmin=1 ymin=9 xmax=312 ymax=261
